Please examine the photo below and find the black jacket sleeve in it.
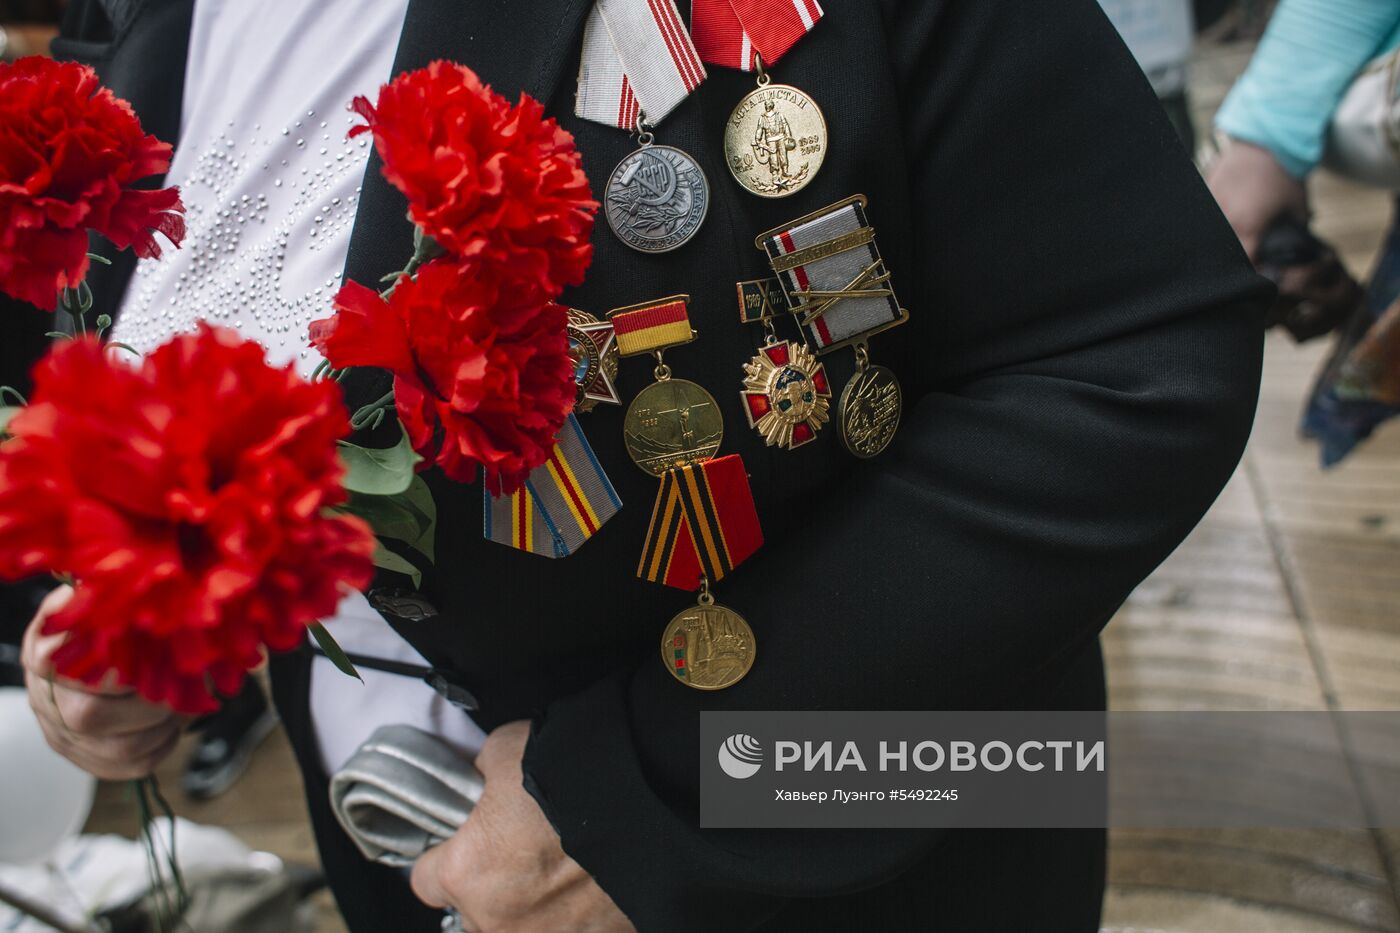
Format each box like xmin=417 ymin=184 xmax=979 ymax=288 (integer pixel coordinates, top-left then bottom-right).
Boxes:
xmin=522 ymin=0 xmax=1270 ymax=929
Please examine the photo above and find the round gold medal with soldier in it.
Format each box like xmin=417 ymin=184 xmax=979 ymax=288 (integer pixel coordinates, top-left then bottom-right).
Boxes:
xmin=724 ymin=82 xmax=828 ymax=198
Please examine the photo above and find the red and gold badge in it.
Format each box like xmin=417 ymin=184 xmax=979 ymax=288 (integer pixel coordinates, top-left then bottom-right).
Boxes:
xmin=740 ymin=340 xmax=831 ymax=450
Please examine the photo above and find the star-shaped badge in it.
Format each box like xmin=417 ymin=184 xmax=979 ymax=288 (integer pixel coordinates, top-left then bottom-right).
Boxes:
xmin=566 ymin=309 xmax=622 ymax=412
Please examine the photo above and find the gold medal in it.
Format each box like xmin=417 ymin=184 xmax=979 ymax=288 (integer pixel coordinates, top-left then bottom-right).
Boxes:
xmin=755 ymin=197 xmax=911 ymax=458
xmin=661 ymin=585 xmax=755 ymax=691
xmin=838 ymin=346 xmax=902 ymax=458
xmin=566 ymin=309 xmax=621 ymax=412
xmin=741 ymin=339 xmax=831 ymax=450
xmin=610 ymin=296 xmax=724 ymax=476
xmin=624 ymin=378 xmax=724 ymax=476
xmin=724 ymin=60 xmax=827 ymax=199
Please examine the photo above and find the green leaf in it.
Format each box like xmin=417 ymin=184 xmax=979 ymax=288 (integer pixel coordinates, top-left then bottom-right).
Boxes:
xmin=341 ymin=475 xmax=437 ymax=563
xmin=308 ymin=622 xmax=361 ymax=682
xmin=338 ymin=428 xmax=420 ymax=496
xmin=373 ymin=543 xmax=423 ymax=588
xmin=396 ymin=474 xmax=437 ymax=562
xmin=0 ymin=406 xmax=18 ymax=437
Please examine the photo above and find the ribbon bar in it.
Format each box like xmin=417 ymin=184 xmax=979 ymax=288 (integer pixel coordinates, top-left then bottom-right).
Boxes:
xmin=609 ymin=295 xmax=696 ymax=356
xmin=758 ymin=196 xmax=907 ymax=353
xmin=483 ymin=414 xmax=622 ymax=559
xmin=736 ymin=277 xmax=789 ymax=324
xmin=638 ymin=454 xmax=764 ymax=590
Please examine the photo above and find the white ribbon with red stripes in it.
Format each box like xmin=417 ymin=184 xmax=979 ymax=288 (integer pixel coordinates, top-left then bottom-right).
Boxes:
xmin=690 ymin=0 xmax=823 ymax=73
xmin=575 ymin=0 xmax=707 ymax=130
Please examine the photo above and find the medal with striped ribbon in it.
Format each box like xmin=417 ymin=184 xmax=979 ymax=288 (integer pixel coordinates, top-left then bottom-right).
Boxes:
xmin=691 ymin=0 xmax=828 ymax=197
xmin=577 ymin=0 xmax=711 ymax=252
xmin=756 ymin=195 xmax=909 ymax=458
xmin=637 ymin=453 xmax=763 ymax=590
xmin=483 ymin=414 xmax=622 ymax=558
xmin=607 ymin=296 xmax=766 ymax=688
xmin=648 ymin=457 xmax=763 ymax=691
xmin=610 ymin=295 xmax=727 ymax=476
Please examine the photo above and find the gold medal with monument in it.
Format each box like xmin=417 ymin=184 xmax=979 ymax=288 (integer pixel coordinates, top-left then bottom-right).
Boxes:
xmin=608 ymin=296 xmax=723 ymax=476
xmin=723 ymin=57 xmax=827 ymax=199
xmin=838 ymin=345 xmax=902 ymax=459
xmin=661 ymin=582 xmax=756 ymax=691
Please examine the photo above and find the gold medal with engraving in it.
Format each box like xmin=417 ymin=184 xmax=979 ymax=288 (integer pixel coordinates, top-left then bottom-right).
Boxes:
xmin=838 ymin=347 xmax=902 ymax=458
xmin=610 ymin=296 xmax=725 ymax=476
xmin=661 ymin=585 xmax=755 ymax=691
xmin=724 ymin=59 xmax=827 ymax=199
xmin=625 ymin=379 xmax=724 ymax=476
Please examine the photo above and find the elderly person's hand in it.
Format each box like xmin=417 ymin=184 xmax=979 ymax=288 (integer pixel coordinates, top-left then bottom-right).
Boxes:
xmin=1206 ymin=137 xmax=1309 ymax=261
xmin=23 ymin=585 xmax=187 ymax=780
xmin=411 ymin=720 xmax=635 ymax=933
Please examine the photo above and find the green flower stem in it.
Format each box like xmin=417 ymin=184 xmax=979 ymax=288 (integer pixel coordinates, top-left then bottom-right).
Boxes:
xmin=350 ymin=389 xmax=396 ymax=431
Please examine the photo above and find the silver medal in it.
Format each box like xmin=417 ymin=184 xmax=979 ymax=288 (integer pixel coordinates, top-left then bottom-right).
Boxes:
xmin=604 ymin=143 xmax=709 ymax=254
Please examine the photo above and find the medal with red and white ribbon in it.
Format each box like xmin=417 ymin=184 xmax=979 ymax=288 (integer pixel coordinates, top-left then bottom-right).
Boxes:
xmin=691 ymin=0 xmax=828 ymax=198
xmin=576 ymin=0 xmax=712 ymax=252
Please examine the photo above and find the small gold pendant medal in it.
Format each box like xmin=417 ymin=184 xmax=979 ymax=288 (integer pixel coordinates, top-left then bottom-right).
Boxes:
xmin=723 ymin=56 xmax=827 ymax=199
xmin=661 ymin=580 xmax=756 ymax=691
xmin=838 ymin=343 xmax=902 ymax=459
xmin=608 ymin=296 xmax=724 ymax=476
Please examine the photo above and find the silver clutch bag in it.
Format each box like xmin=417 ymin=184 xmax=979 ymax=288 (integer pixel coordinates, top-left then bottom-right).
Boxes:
xmin=328 ymin=724 xmax=484 ymax=868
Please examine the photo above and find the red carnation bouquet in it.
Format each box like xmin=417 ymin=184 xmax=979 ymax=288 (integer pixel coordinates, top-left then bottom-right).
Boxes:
xmin=0 ymin=325 xmax=374 ymax=922
xmin=311 ymin=60 xmax=597 ymax=518
xmin=0 ymin=56 xmax=185 ymax=322
xmin=0 ymin=325 xmax=376 ymax=713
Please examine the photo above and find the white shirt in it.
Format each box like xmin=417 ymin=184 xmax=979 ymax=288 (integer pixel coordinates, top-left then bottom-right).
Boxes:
xmin=113 ymin=0 xmax=486 ymax=772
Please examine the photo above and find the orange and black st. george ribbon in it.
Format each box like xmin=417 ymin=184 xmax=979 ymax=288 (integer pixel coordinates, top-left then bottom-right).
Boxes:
xmin=638 ymin=454 xmax=763 ymax=590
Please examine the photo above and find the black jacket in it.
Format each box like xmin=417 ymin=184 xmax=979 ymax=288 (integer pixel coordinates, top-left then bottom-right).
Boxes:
xmin=55 ymin=1 xmax=1268 ymax=930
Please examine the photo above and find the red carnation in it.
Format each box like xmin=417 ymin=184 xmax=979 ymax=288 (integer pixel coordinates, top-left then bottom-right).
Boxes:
xmin=350 ymin=60 xmax=596 ymax=296
xmin=310 ymin=258 xmax=575 ymax=494
xmin=0 ymin=56 xmax=186 ymax=309
xmin=0 ymin=325 xmax=374 ymax=713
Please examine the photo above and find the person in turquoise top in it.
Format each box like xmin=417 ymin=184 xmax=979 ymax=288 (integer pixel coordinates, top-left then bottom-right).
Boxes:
xmin=1210 ymin=0 xmax=1400 ymax=466
xmin=1217 ymin=1 xmax=1400 ymax=181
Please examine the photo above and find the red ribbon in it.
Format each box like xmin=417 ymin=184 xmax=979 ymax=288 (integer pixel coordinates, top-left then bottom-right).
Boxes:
xmin=691 ymin=0 xmax=823 ymax=72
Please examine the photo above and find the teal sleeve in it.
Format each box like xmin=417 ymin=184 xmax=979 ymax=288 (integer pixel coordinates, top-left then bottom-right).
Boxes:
xmin=1215 ymin=0 xmax=1400 ymax=178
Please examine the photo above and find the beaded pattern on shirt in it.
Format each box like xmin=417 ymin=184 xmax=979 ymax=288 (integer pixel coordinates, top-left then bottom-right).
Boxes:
xmin=115 ymin=110 xmax=370 ymax=369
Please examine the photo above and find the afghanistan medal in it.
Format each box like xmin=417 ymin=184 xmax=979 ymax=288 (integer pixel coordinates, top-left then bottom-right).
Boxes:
xmin=722 ymin=60 xmax=827 ymax=198
xmin=690 ymin=0 xmax=828 ymax=197
xmin=567 ymin=308 xmax=622 ymax=412
xmin=756 ymin=195 xmax=910 ymax=458
xmin=609 ymin=296 xmax=724 ymax=476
